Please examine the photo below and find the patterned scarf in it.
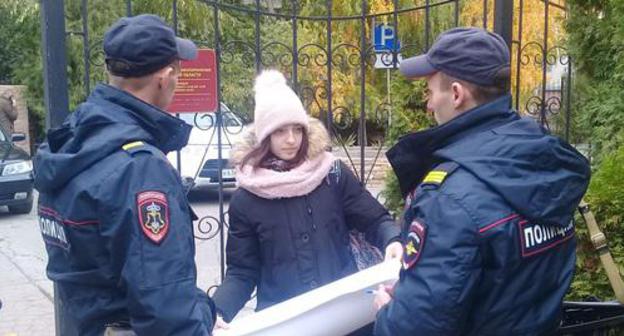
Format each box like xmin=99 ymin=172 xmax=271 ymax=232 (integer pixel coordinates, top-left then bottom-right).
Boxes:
xmin=259 ymin=155 xmax=301 ymax=172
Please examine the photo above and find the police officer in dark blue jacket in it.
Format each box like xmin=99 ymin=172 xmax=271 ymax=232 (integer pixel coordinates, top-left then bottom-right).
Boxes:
xmin=33 ymin=14 xmax=215 ymax=335
xmin=373 ymin=27 xmax=591 ymax=335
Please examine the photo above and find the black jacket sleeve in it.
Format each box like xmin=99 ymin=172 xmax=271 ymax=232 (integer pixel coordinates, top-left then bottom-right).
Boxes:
xmin=337 ymin=161 xmax=400 ymax=250
xmin=211 ymin=196 xmax=261 ymax=322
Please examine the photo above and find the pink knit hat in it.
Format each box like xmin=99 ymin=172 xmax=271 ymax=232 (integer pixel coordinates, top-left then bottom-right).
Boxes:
xmin=253 ymin=70 xmax=309 ymax=143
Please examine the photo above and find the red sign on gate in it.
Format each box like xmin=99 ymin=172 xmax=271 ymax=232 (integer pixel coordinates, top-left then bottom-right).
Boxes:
xmin=168 ymin=49 xmax=218 ymax=113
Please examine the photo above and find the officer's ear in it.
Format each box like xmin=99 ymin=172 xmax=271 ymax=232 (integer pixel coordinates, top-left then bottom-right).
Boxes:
xmin=157 ymin=62 xmax=180 ymax=89
xmin=155 ymin=66 xmax=172 ymax=90
xmin=451 ymin=82 xmax=465 ymax=108
xmin=451 ymin=82 xmax=475 ymax=111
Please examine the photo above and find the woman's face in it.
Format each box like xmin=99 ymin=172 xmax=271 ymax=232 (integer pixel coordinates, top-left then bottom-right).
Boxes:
xmin=269 ymin=123 xmax=304 ymax=161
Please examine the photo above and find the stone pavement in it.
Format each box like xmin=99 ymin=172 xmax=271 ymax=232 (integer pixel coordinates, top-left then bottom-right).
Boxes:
xmin=0 ymin=206 xmax=54 ymax=336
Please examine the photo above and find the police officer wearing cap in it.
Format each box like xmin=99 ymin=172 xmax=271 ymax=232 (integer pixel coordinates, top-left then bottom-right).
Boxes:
xmin=372 ymin=27 xmax=591 ymax=335
xmin=34 ymin=14 xmax=215 ymax=335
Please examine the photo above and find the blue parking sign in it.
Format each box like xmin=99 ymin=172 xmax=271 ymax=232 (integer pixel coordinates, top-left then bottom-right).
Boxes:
xmin=374 ymin=24 xmax=400 ymax=52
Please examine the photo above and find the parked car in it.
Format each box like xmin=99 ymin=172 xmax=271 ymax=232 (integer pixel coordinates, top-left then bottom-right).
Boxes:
xmin=167 ymin=103 xmax=248 ymax=192
xmin=0 ymin=127 xmax=33 ymax=214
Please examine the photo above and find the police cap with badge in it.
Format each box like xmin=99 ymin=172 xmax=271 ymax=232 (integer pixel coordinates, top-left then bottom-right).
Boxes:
xmin=104 ymin=14 xmax=197 ymax=78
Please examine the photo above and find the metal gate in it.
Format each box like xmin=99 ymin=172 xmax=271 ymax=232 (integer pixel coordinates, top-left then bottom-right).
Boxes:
xmin=40 ymin=0 xmax=590 ymax=333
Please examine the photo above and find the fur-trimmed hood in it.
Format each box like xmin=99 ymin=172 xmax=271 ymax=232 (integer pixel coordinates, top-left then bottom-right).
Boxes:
xmin=230 ymin=117 xmax=335 ymax=199
xmin=231 ymin=117 xmax=331 ymax=166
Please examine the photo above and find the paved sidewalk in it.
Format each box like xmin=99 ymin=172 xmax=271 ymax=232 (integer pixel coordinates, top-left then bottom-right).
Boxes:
xmin=0 ymin=208 xmax=54 ymax=336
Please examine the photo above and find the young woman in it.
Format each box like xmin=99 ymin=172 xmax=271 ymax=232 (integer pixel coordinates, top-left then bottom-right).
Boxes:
xmin=211 ymin=70 xmax=402 ymax=326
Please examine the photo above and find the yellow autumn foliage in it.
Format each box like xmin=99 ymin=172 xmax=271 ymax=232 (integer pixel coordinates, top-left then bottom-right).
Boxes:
xmin=462 ymin=0 xmax=568 ymax=115
xmin=299 ymin=0 xmax=568 ymax=121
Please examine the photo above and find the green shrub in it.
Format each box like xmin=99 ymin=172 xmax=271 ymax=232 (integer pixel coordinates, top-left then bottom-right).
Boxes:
xmin=380 ymin=76 xmax=433 ymax=216
xmin=567 ymin=0 xmax=624 ymax=163
xmin=568 ymin=142 xmax=624 ymax=301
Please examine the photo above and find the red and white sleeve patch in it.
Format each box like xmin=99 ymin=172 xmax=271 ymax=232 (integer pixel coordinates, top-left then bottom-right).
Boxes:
xmin=403 ymin=220 xmax=427 ymax=270
xmin=137 ymin=191 xmax=170 ymax=244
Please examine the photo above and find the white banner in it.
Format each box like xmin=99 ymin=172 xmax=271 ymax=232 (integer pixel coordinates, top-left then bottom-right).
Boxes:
xmin=215 ymin=260 xmax=401 ymax=336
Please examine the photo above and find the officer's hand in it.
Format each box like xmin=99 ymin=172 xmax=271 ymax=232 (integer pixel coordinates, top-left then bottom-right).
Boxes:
xmin=373 ymin=284 xmax=394 ymax=311
xmin=384 ymin=241 xmax=403 ymax=261
xmin=215 ymin=314 xmax=230 ymax=330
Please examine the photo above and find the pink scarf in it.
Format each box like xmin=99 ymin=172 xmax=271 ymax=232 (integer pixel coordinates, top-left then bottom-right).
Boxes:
xmin=235 ymin=152 xmax=335 ymax=199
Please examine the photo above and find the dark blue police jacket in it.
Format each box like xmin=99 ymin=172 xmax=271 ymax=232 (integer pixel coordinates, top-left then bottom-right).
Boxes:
xmin=33 ymin=84 xmax=215 ymax=335
xmin=376 ymin=95 xmax=590 ymax=335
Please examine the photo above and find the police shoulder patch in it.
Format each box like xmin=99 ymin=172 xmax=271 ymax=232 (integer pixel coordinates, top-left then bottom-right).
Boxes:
xmin=421 ymin=161 xmax=459 ymax=188
xmin=137 ymin=191 xmax=170 ymax=244
xmin=403 ymin=219 xmax=427 ymax=270
xmin=123 ymin=141 xmax=161 ymax=157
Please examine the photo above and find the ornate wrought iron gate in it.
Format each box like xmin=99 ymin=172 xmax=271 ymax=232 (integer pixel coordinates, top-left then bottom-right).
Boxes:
xmin=40 ymin=0 xmax=587 ymax=333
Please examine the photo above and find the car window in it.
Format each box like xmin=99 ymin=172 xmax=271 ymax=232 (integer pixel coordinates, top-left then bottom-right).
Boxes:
xmin=0 ymin=128 xmax=6 ymax=142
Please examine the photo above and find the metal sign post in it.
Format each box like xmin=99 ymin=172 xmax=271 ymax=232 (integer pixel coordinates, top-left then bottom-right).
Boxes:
xmin=373 ymin=23 xmax=401 ymax=126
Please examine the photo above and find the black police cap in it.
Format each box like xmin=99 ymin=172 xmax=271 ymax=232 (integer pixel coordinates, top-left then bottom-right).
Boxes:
xmin=104 ymin=14 xmax=197 ymax=77
xmin=399 ymin=27 xmax=510 ymax=87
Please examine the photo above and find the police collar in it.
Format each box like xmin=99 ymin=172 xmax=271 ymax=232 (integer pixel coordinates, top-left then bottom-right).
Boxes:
xmin=386 ymin=94 xmax=517 ymax=197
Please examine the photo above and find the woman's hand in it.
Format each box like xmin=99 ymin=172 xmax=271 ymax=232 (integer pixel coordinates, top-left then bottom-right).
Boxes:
xmin=214 ymin=314 xmax=230 ymax=330
xmin=384 ymin=241 xmax=404 ymax=261
xmin=373 ymin=283 xmax=395 ymax=311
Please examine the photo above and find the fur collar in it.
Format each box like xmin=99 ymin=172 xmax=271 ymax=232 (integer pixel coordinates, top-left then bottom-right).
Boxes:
xmin=230 ymin=117 xmax=331 ymax=166
xmin=231 ymin=118 xmax=335 ymax=199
